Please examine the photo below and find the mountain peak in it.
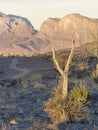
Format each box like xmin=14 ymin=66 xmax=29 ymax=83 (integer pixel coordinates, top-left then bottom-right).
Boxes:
xmin=66 ymin=13 xmax=81 ymax=16
xmin=7 ymin=14 xmax=33 ymax=27
xmin=0 ymin=11 xmax=6 ymax=17
xmin=63 ymin=13 xmax=85 ymax=19
xmin=63 ymin=13 xmax=91 ymax=21
xmin=0 ymin=12 xmax=98 ymax=56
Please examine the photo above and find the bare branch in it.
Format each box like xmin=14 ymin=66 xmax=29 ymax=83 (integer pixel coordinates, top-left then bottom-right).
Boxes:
xmin=64 ymin=39 xmax=75 ymax=73
xmin=52 ymin=48 xmax=64 ymax=76
xmin=52 ymin=35 xmax=75 ymax=99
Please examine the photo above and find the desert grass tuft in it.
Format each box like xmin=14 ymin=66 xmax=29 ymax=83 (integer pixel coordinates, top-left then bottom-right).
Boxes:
xmin=44 ymin=84 xmax=89 ymax=124
xmin=91 ymin=70 xmax=98 ymax=83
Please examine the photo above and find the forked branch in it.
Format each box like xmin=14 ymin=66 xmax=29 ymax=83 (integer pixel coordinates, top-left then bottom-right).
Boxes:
xmin=52 ymin=47 xmax=64 ymax=76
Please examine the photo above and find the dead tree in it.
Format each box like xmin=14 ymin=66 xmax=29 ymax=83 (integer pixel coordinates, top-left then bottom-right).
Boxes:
xmin=52 ymin=39 xmax=75 ymax=99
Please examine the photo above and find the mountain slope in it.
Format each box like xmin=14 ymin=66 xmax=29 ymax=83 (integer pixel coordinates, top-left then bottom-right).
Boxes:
xmin=34 ymin=13 xmax=98 ymax=53
xmin=0 ymin=12 xmax=37 ymax=56
xmin=0 ymin=12 xmax=98 ymax=56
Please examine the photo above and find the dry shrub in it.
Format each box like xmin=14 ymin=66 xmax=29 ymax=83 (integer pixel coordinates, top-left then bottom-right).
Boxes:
xmin=44 ymin=96 xmax=68 ymax=124
xmin=91 ymin=70 xmax=98 ymax=83
xmin=34 ymin=83 xmax=45 ymax=90
xmin=44 ymin=85 xmax=69 ymax=124
xmin=44 ymin=85 xmax=89 ymax=124
xmin=28 ymin=118 xmax=48 ymax=130
xmin=78 ymin=62 xmax=89 ymax=71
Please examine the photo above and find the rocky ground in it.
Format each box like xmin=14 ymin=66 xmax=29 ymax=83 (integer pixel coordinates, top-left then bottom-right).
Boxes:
xmin=0 ymin=56 xmax=98 ymax=130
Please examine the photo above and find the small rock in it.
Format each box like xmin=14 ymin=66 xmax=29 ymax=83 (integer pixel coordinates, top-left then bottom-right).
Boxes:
xmin=48 ymin=124 xmax=59 ymax=130
xmin=10 ymin=120 xmax=18 ymax=125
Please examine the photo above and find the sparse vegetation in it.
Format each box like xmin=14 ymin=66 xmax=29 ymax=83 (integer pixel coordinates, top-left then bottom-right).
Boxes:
xmin=44 ymin=38 xmax=90 ymax=126
xmin=52 ymin=39 xmax=75 ymax=98
xmin=0 ymin=40 xmax=97 ymax=129
xmin=44 ymin=84 xmax=68 ymax=124
xmin=33 ymin=74 xmax=42 ymax=83
xmin=91 ymin=69 xmax=98 ymax=83
xmin=34 ymin=83 xmax=45 ymax=90
xmin=69 ymin=86 xmax=89 ymax=103
xmin=44 ymin=84 xmax=89 ymax=124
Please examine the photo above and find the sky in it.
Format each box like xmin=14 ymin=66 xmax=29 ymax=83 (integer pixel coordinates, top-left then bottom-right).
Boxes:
xmin=0 ymin=0 xmax=98 ymax=30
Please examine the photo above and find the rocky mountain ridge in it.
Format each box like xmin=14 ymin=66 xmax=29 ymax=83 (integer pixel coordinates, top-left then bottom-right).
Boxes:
xmin=0 ymin=12 xmax=98 ymax=56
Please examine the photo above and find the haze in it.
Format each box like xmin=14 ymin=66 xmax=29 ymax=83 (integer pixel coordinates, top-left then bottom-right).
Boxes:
xmin=0 ymin=0 xmax=98 ymax=30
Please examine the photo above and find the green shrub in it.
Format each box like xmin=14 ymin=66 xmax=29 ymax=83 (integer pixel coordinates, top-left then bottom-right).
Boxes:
xmin=69 ymin=86 xmax=89 ymax=104
xmin=44 ymin=85 xmax=89 ymax=124
xmin=67 ymin=86 xmax=89 ymax=121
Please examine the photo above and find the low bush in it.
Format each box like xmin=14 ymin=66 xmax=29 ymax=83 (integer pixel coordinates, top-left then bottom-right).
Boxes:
xmin=91 ymin=70 xmax=98 ymax=83
xmin=34 ymin=83 xmax=45 ymax=90
xmin=44 ymin=85 xmax=89 ymax=124
xmin=44 ymin=95 xmax=68 ymax=124
xmin=44 ymin=84 xmax=68 ymax=124
xmin=67 ymin=86 xmax=89 ymax=121
xmin=69 ymin=86 xmax=88 ymax=104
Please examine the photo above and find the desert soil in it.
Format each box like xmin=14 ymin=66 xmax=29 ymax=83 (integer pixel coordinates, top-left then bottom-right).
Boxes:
xmin=0 ymin=56 xmax=98 ymax=130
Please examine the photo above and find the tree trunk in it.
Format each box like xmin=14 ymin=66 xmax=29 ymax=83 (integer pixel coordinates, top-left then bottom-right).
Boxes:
xmin=96 ymin=64 xmax=98 ymax=76
xmin=52 ymin=39 xmax=75 ymax=99
xmin=62 ymin=74 xmax=68 ymax=98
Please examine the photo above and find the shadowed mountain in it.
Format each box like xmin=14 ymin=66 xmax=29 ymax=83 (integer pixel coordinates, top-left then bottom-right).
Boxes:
xmin=0 ymin=12 xmax=98 ymax=56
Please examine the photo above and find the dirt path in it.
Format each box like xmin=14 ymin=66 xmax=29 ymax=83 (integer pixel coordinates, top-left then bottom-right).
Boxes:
xmin=10 ymin=58 xmax=30 ymax=79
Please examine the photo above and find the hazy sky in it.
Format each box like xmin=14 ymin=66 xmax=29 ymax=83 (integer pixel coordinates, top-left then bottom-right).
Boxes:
xmin=0 ymin=0 xmax=98 ymax=30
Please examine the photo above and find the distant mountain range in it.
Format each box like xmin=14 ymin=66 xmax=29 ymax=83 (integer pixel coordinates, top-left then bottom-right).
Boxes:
xmin=0 ymin=11 xmax=98 ymax=56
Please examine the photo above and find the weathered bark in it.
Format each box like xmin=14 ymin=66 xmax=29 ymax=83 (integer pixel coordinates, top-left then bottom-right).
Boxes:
xmin=52 ymin=48 xmax=64 ymax=76
xmin=96 ymin=64 xmax=98 ymax=76
xmin=64 ymin=40 xmax=75 ymax=73
xmin=62 ymin=74 xmax=68 ymax=98
xmin=52 ymin=40 xmax=75 ymax=99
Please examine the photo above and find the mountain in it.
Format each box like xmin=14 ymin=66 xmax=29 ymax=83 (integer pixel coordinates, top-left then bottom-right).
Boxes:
xmin=0 ymin=11 xmax=37 ymax=56
xmin=34 ymin=13 xmax=98 ymax=53
xmin=0 ymin=12 xmax=98 ymax=56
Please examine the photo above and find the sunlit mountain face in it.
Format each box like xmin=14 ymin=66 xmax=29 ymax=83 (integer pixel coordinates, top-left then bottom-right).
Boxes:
xmin=0 ymin=12 xmax=98 ymax=56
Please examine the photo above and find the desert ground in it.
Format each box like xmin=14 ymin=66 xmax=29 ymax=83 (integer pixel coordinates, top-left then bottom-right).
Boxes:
xmin=0 ymin=50 xmax=98 ymax=130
